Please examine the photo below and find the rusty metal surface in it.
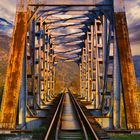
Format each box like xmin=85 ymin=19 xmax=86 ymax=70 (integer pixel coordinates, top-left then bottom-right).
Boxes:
xmin=114 ymin=12 xmax=140 ymax=129
xmin=0 ymin=12 xmax=27 ymax=129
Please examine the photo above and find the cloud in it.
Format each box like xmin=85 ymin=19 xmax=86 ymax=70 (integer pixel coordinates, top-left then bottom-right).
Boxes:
xmin=125 ymin=0 xmax=140 ymax=55
xmin=0 ymin=0 xmax=140 ymax=55
xmin=125 ymin=0 xmax=140 ymax=27
xmin=0 ymin=17 xmax=13 ymax=36
xmin=0 ymin=0 xmax=16 ymax=35
xmin=0 ymin=0 xmax=16 ymax=21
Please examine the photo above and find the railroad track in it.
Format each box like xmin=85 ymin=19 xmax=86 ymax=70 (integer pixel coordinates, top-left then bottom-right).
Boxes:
xmin=44 ymin=90 xmax=109 ymax=140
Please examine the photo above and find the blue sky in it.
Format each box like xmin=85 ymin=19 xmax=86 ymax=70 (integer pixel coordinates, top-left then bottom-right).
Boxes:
xmin=0 ymin=0 xmax=140 ymax=55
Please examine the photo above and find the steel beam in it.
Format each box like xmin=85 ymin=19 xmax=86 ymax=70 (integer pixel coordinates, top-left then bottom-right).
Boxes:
xmin=80 ymin=63 xmax=82 ymax=96
xmin=81 ymin=47 xmax=86 ymax=98
xmin=28 ymin=4 xmax=112 ymax=7
xmin=0 ymin=12 xmax=28 ymax=129
xmin=113 ymin=32 xmax=121 ymax=129
xmin=18 ymin=46 xmax=27 ymax=129
xmin=114 ymin=0 xmax=140 ymax=129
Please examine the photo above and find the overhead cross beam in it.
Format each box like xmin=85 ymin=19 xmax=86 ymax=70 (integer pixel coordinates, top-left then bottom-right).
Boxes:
xmin=28 ymin=4 xmax=112 ymax=7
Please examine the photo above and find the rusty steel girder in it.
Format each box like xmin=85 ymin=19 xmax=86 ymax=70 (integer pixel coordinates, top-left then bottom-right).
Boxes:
xmin=114 ymin=11 xmax=140 ymax=129
xmin=0 ymin=12 xmax=28 ymax=129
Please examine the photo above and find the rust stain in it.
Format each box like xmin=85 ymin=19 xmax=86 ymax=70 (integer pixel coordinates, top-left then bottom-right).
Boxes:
xmin=115 ymin=12 xmax=140 ymax=129
xmin=0 ymin=12 xmax=27 ymax=129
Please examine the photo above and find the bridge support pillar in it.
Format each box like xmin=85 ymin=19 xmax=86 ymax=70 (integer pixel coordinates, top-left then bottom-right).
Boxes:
xmin=114 ymin=0 xmax=140 ymax=129
xmin=0 ymin=11 xmax=28 ymax=129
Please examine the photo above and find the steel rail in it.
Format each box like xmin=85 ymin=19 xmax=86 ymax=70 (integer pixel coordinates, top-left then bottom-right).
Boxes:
xmin=54 ymin=91 xmax=89 ymax=140
xmin=44 ymin=93 xmax=64 ymax=140
xmin=69 ymin=93 xmax=89 ymax=140
xmin=54 ymin=100 xmax=64 ymax=140
xmin=69 ymin=93 xmax=100 ymax=140
xmin=44 ymin=91 xmax=100 ymax=140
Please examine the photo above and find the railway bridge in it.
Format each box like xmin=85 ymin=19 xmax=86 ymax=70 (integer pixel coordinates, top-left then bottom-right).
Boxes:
xmin=0 ymin=0 xmax=140 ymax=139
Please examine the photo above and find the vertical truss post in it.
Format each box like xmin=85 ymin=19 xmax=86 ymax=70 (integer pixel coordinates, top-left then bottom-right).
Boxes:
xmin=79 ymin=63 xmax=82 ymax=96
xmin=40 ymin=20 xmax=45 ymax=106
xmin=47 ymin=42 xmax=51 ymax=100
xmin=93 ymin=16 xmax=115 ymax=129
xmin=52 ymin=65 xmax=56 ymax=96
xmin=26 ymin=18 xmax=36 ymax=115
xmin=50 ymin=51 xmax=55 ymax=97
xmin=85 ymin=25 xmax=95 ymax=102
xmin=0 ymin=1 xmax=28 ymax=129
xmin=47 ymin=41 xmax=54 ymax=99
xmin=87 ymin=28 xmax=91 ymax=101
xmin=81 ymin=48 xmax=86 ymax=98
xmin=108 ymin=24 xmax=114 ymax=129
xmin=30 ymin=19 xmax=36 ymax=109
xmin=92 ymin=21 xmax=97 ymax=108
xmin=18 ymin=45 xmax=27 ymax=128
xmin=88 ymin=25 xmax=94 ymax=102
xmin=94 ymin=18 xmax=104 ymax=108
xmin=113 ymin=32 xmax=121 ymax=129
xmin=85 ymin=38 xmax=89 ymax=101
xmin=44 ymin=21 xmax=49 ymax=103
xmin=34 ymin=17 xmax=43 ymax=107
xmin=88 ymin=32 xmax=91 ymax=102
xmin=104 ymin=22 xmax=114 ymax=129
xmin=103 ymin=16 xmax=107 ymax=91
xmin=90 ymin=25 xmax=95 ymax=106
xmin=114 ymin=0 xmax=140 ymax=129
xmin=50 ymin=45 xmax=54 ymax=98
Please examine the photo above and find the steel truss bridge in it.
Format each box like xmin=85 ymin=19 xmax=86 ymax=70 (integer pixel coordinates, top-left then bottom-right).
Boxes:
xmin=0 ymin=0 xmax=140 ymax=136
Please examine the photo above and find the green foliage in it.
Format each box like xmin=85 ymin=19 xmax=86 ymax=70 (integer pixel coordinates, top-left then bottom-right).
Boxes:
xmin=110 ymin=134 xmax=140 ymax=140
xmin=32 ymin=127 xmax=47 ymax=134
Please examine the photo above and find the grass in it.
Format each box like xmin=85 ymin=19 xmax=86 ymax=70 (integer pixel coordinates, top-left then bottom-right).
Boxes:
xmin=110 ymin=134 xmax=140 ymax=140
xmin=32 ymin=127 xmax=47 ymax=134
